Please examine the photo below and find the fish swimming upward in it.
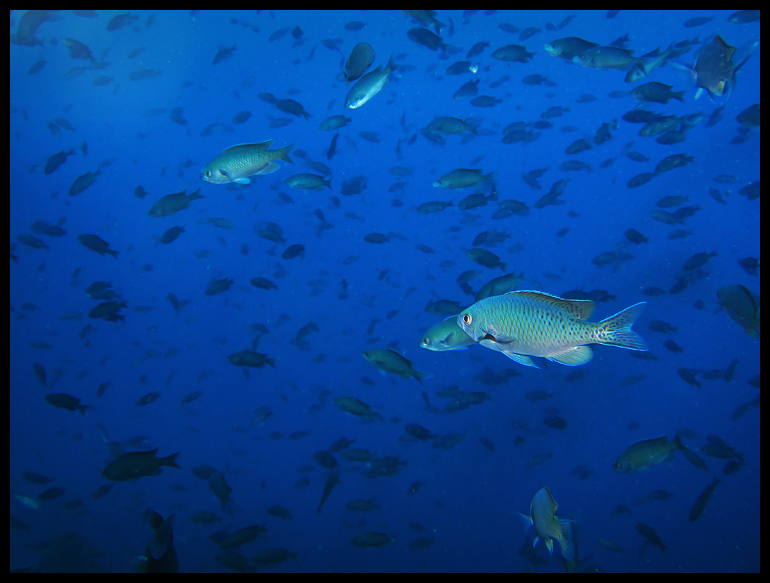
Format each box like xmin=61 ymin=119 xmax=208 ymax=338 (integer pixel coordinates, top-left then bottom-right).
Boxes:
xmin=457 ymin=290 xmax=647 ymax=367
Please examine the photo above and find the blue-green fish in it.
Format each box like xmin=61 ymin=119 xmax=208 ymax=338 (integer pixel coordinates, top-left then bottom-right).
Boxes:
xmin=457 ymin=290 xmax=647 ymax=367
xmin=345 ymin=55 xmax=398 ymax=109
xmin=419 ymin=316 xmax=475 ymax=352
xmin=519 ymin=487 xmax=574 ymax=561
xmin=614 ymin=431 xmax=685 ymax=473
xmin=201 ymin=140 xmax=294 ymax=185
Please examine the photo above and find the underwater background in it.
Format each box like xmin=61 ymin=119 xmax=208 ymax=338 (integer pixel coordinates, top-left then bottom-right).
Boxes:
xmin=10 ymin=10 xmax=759 ymax=572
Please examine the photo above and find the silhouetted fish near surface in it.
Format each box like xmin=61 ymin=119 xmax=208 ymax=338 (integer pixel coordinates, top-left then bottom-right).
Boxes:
xmin=44 ymin=393 xmax=91 ymax=414
xmin=106 ymin=13 xmax=137 ymax=32
xmin=689 ymin=476 xmax=721 ymax=522
xmin=407 ymin=28 xmax=447 ymax=52
xmin=344 ymin=42 xmax=375 ymax=84
xmin=631 ymin=82 xmax=685 ymax=104
xmin=458 ymin=291 xmax=647 ymax=367
xmin=635 ymin=522 xmax=667 ymax=553
xmin=212 ymin=44 xmax=236 ymax=66
xmin=102 ymin=449 xmax=180 ymax=481
xmin=68 ymin=169 xmax=101 ymax=196
xmin=317 ymin=467 xmax=340 ymax=515
xmin=227 ymin=351 xmax=275 ymax=368
xmin=218 ymin=525 xmax=267 ymax=550
xmin=78 ymin=234 xmax=118 ymax=259
xmin=59 ymin=35 xmax=94 ymax=59
xmin=350 ymin=531 xmax=396 ymax=547
xmin=492 ymin=44 xmax=534 ymax=62
xmin=44 ymin=149 xmax=75 ymax=174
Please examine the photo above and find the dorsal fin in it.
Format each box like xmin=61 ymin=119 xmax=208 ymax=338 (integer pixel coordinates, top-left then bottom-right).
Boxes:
xmin=504 ymin=290 xmax=595 ymax=319
xmin=224 ymin=140 xmax=274 ymax=153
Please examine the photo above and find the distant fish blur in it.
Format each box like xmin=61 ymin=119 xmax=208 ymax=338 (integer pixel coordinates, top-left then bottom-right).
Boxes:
xmin=614 ymin=431 xmax=686 ymax=473
xmin=102 ymin=449 xmax=180 ymax=481
xmin=148 ymin=189 xmax=204 ymax=218
xmin=689 ymin=476 xmax=721 ymax=522
xmin=344 ymin=42 xmax=375 ymax=84
xmin=717 ymin=284 xmax=760 ymax=338
xmin=212 ymin=44 xmax=236 ymax=66
xmin=78 ymin=234 xmax=119 ymax=259
xmin=458 ymin=291 xmax=647 ymax=367
xmin=363 ymin=349 xmax=431 ymax=384
xmin=433 ymin=168 xmax=494 ymax=189
xmin=44 ymin=149 xmax=75 ymax=174
xmin=201 ymin=140 xmax=294 ymax=184
xmin=136 ymin=511 xmax=178 ymax=573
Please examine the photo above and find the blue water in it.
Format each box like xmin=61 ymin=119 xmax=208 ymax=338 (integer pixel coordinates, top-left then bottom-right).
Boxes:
xmin=10 ymin=10 xmax=759 ymax=573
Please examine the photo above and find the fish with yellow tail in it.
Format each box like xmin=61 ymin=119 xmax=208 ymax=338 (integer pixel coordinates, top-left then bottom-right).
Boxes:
xmin=201 ymin=140 xmax=294 ymax=185
xmin=457 ymin=290 xmax=647 ymax=367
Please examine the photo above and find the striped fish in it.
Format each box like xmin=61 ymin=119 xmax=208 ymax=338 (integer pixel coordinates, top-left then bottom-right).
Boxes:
xmin=457 ymin=290 xmax=647 ymax=367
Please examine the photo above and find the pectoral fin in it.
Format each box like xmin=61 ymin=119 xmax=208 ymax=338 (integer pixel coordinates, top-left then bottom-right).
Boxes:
xmin=479 ymin=339 xmax=539 ymax=368
xmin=547 ymin=346 xmax=593 ymax=366
xmin=256 ymin=161 xmax=281 ymax=175
xmin=501 ymin=352 xmax=538 ymax=368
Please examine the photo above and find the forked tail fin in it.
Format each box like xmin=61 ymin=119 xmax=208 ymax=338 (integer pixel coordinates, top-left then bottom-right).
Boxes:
xmin=597 ymin=302 xmax=648 ymax=351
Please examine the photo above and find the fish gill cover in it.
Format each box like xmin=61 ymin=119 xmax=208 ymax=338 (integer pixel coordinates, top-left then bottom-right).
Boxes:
xmin=10 ymin=10 xmax=759 ymax=573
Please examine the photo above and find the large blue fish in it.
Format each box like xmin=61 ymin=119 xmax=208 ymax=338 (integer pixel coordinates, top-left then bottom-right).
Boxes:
xmin=458 ymin=290 xmax=647 ymax=367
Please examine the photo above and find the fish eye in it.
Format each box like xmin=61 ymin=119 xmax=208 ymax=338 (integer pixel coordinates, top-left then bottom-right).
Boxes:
xmin=205 ymin=170 xmax=212 ymax=177
xmin=422 ymin=338 xmax=430 ymax=346
xmin=463 ymin=314 xmax=472 ymax=325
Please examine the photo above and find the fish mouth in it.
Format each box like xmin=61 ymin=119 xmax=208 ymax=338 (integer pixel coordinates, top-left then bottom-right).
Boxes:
xmin=479 ymin=332 xmax=497 ymax=344
xmin=479 ymin=331 xmax=514 ymax=345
